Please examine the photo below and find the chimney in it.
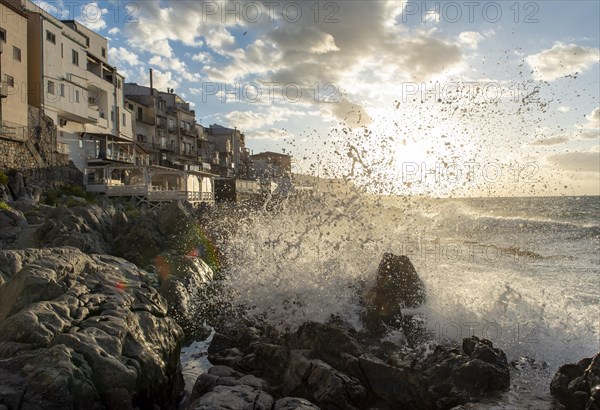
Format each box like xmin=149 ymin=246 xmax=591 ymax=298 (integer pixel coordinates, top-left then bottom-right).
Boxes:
xmin=149 ymin=68 xmax=154 ymax=95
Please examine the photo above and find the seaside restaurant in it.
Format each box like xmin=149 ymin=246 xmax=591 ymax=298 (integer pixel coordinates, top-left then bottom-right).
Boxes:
xmin=84 ymin=164 xmax=216 ymax=206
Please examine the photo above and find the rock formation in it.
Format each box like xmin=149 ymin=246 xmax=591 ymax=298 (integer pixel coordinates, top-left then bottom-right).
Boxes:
xmin=0 ymin=247 xmax=184 ymax=409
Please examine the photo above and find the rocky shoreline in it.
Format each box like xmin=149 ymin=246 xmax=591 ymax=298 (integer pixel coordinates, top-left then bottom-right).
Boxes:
xmin=0 ymin=175 xmax=599 ymax=409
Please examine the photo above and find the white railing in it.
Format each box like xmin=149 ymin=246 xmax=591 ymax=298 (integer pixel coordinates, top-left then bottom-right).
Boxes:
xmin=106 ymin=185 xmax=148 ymax=197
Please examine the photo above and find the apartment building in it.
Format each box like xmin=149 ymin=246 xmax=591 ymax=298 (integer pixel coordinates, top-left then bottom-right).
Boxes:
xmin=0 ymin=0 xmax=28 ymax=137
xmin=208 ymin=124 xmax=251 ymax=178
xmin=125 ymin=82 xmax=199 ymax=170
xmin=195 ymin=123 xmax=213 ymax=171
xmin=250 ymin=151 xmax=292 ymax=180
xmin=7 ymin=0 xmax=132 ymax=170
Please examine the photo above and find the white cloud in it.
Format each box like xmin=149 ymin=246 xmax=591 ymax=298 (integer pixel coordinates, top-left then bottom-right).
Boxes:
xmin=581 ymin=107 xmax=600 ymax=129
xmin=149 ymin=55 xmax=202 ymax=83
xmin=458 ymin=31 xmax=483 ymax=50
xmin=548 ymin=149 xmax=600 ymax=173
xmin=525 ymin=42 xmax=600 ymax=81
xmin=558 ymin=106 xmax=571 ymax=113
xmin=76 ymin=2 xmax=109 ymax=31
xmin=529 ymin=136 xmax=569 ymax=146
xmin=248 ymin=129 xmax=293 ymax=141
xmin=109 ymin=47 xmax=141 ymax=67
xmin=33 ymin=1 xmax=69 ymax=19
xmin=108 ymin=27 xmax=120 ymax=36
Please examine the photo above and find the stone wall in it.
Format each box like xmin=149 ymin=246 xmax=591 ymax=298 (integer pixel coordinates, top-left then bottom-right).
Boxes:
xmin=0 ymin=106 xmax=82 ymax=188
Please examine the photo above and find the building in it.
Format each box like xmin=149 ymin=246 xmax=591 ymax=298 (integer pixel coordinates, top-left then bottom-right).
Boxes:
xmin=125 ymin=81 xmax=198 ymax=170
xmin=10 ymin=0 xmax=133 ymax=171
xmin=0 ymin=0 xmax=29 ymax=139
xmin=250 ymin=151 xmax=292 ymax=180
xmin=195 ymin=123 xmax=213 ymax=171
xmin=208 ymin=124 xmax=251 ymax=178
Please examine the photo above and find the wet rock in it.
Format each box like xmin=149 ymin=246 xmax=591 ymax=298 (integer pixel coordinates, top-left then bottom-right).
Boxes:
xmin=199 ymin=321 xmax=509 ymax=410
xmin=282 ymin=350 xmax=368 ymax=410
xmin=274 ymin=397 xmax=320 ymax=409
xmin=417 ymin=336 xmax=510 ymax=409
xmin=7 ymin=171 xmax=25 ymax=199
xmin=156 ymin=254 xmax=214 ymax=342
xmin=36 ymin=205 xmax=116 ymax=254
xmin=187 ymin=365 xmax=273 ymax=410
xmin=363 ymin=253 xmax=426 ymax=334
xmin=0 ymin=247 xmax=184 ymax=409
xmin=551 ymin=352 xmax=600 ymax=410
xmin=0 ymin=207 xmax=27 ymax=245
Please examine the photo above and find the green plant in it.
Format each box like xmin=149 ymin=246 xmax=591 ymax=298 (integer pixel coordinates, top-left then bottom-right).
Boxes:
xmin=0 ymin=201 xmax=11 ymax=211
xmin=0 ymin=171 xmax=8 ymax=186
xmin=42 ymin=184 xmax=98 ymax=207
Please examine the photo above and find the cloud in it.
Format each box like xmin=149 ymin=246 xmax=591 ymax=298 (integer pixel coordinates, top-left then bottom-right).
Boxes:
xmin=76 ymin=2 xmax=109 ymax=31
xmin=548 ymin=149 xmax=600 ymax=173
xmin=525 ymin=42 xmax=600 ymax=81
xmin=108 ymin=27 xmax=120 ymax=36
xmin=223 ymin=106 xmax=318 ymax=131
xmin=557 ymin=106 xmax=571 ymax=113
xmin=120 ymin=1 xmax=465 ymax=127
xmin=109 ymin=47 xmax=141 ymax=67
xmin=530 ymin=136 xmax=569 ymax=146
xmin=458 ymin=31 xmax=483 ymax=49
xmin=248 ymin=129 xmax=293 ymax=140
xmin=581 ymin=107 xmax=599 ymax=129
xmin=33 ymin=0 xmax=69 ymax=19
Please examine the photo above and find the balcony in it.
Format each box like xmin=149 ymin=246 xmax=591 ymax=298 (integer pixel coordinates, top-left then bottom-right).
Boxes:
xmin=159 ymin=141 xmax=176 ymax=152
xmin=137 ymin=114 xmax=156 ymax=125
xmin=180 ymin=126 xmax=196 ymax=137
xmin=88 ymin=151 xmax=134 ymax=163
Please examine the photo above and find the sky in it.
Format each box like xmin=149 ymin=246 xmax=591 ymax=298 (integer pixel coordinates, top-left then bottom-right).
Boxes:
xmin=36 ymin=0 xmax=600 ymax=196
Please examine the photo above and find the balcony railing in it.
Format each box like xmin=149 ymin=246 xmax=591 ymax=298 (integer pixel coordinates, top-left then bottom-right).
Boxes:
xmin=87 ymin=152 xmax=134 ymax=163
xmin=180 ymin=126 xmax=196 ymax=136
xmin=137 ymin=114 xmax=156 ymax=125
xmin=159 ymin=141 xmax=176 ymax=152
xmin=138 ymin=140 xmax=158 ymax=150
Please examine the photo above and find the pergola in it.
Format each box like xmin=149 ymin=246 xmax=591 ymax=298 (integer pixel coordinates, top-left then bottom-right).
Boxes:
xmin=85 ymin=164 xmax=217 ymax=208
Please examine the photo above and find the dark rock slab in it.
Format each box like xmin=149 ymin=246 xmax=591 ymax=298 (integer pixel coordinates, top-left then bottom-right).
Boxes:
xmin=0 ymin=247 xmax=184 ymax=409
xmin=363 ymin=253 xmax=426 ymax=334
xmin=551 ymin=352 xmax=600 ymax=410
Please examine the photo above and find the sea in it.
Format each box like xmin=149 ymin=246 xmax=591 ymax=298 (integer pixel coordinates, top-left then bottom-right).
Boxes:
xmin=182 ymin=192 xmax=600 ymax=408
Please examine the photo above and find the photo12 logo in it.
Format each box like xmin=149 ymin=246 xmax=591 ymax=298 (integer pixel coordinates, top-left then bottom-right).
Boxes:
xmin=401 ymin=1 xmax=540 ymax=24
xmin=201 ymin=1 xmax=340 ymax=24
xmin=201 ymin=81 xmax=340 ymax=104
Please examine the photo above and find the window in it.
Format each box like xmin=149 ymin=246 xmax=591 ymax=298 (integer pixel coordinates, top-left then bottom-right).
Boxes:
xmin=122 ymin=113 xmax=126 ymax=126
xmin=46 ymin=30 xmax=56 ymax=44
xmin=101 ymin=47 xmax=106 ymax=58
xmin=79 ymin=138 xmax=84 ymax=149
xmin=72 ymin=50 xmax=79 ymax=66
xmin=74 ymin=89 xmax=80 ymax=103
xmin=5 ymin=75 xmax=15 ymax=88
xmin=47 ymin=81 xmax=55 ymax=95
xmin=117 ymin=79 xmax=121 ymax=89
xmin=13 ymin=47 xmax=21 ymax=62
xmin=137 ymin=107 xmax=143 ymax=119
xmin=59 ymin=83 xmax=65 ymax=97
xmin=61 ymin=43 xmax=64 ymax=58
xmin=0 ymin=28 xmax=6 ymax=43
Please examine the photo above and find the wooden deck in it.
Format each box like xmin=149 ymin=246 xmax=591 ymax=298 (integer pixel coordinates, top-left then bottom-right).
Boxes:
xmin=85 ymin=164 xmax=216 ymax=205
